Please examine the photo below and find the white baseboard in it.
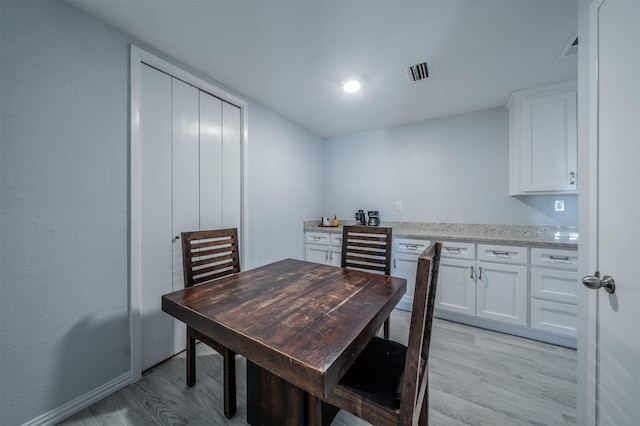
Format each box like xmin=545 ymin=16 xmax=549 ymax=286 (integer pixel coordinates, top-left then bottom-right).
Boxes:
xmin=22 ymin=371 xmax=133 ymax=426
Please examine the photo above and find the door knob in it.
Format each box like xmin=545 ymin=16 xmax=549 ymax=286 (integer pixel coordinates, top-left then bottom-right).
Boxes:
xmin=582 ymin=272 xmax=616 ymax=294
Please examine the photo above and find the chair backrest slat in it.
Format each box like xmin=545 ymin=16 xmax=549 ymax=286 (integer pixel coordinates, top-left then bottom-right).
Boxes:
xmin=341 ymin=226 xmax=393 ymax=275
xmin=181 ymin=228 xmax=240 ymax=288
xmin=398 ymin=242 xmax=441 ymax=425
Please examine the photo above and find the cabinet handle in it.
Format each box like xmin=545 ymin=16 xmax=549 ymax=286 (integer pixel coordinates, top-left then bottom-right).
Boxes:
xmin=569 ymin=172 xmax=576 ymax=185
xmin=312 ymin=236 xmax=322 ymax=241
xmin=329 ymin=251 xmax=334 ymax=262
xmin=325 ymin=250 xmax=329 ymax=262
xmin=446 ymin=247 xmax=462 ymax=254
xmin=549 ymin=255 xmax=570 ymax=261
xmin=492 ymin=251 xmax=511 ymax=258
xmin=172 ymin=235 xmax=180 ymax=243
xmin=393 ymin=259 xmax=397 ymax=269
xmin=405 ymin=244 xmax=418 ymax=250
xmin=470 ymin=266 xmax=475 ymax=279
xmin=478 ymin=266 xmax=483 ymax=280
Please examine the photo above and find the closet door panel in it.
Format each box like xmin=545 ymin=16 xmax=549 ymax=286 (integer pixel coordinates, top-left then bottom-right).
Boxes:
xmin=171 ymin=78 xmax=200 ymax=352
xmin=199 ymin=92 xmax=223 ymax=230
xmin=140 ymin=64 xmax=173 ymax=371
xmin=222 ymin=102 xmax=242 ymax=230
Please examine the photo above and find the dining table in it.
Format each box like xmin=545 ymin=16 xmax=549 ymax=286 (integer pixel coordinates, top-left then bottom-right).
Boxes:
xmin=161 ymin=258 xmax=406 ymax=426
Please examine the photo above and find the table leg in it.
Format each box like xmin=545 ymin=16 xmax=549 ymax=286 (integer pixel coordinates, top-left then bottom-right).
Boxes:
xmin=246 ymin=360 xmax=304 ymax=425
xmin=246 ymin=360 xmax=340 ymax=426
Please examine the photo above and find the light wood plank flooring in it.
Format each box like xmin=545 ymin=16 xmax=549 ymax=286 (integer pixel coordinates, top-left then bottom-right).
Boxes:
xmin=59 ymin=310 xmax=576 ymax=425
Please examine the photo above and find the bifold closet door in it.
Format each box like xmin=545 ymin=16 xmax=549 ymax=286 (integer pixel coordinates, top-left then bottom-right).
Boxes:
xmin=140 ymin=64 xmax=174 ymax=370
xmin=170 ymin=78 xmax=201 ymax=353
xmin=199 ymin=95 xmax=241 ymax=230
xmin=139 ymin=63 xmax=243 ymax=370
xmin=221 ymin=101 xmax=241 ymax=230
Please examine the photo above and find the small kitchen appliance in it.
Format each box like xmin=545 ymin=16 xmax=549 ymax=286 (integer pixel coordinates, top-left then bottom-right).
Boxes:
xmin=355 ymin=210 xmax=366 ymax=225
xmin=367 ymin=211 xmax=380 ymax=226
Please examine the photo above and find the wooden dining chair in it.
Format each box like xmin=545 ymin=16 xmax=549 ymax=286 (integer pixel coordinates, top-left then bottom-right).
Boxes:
xmin=341 ymin=225 xmax=393 ymax=338
xmin=181 ymin=228 xmax=241 ymax=419
xmin=321 ymin=242 xmax=442 ymax=426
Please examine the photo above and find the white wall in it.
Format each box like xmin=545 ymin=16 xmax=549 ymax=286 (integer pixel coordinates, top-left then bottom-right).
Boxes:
xmin=247 ymin=102 xmax=324 ymax=267
xmin=0 ymin=1 xmax=324 ymax=424
xmin=1 ymin=3 xmax=131 ymax=424
xmin=324 ymin=108 xmax=578 ymax=227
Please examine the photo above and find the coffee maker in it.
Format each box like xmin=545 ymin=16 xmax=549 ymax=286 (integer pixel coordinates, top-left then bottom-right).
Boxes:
xmin=367 ymin=211 xmax=380 ymax=226
xmin=354 ymin=210 xmax=366 ymax=225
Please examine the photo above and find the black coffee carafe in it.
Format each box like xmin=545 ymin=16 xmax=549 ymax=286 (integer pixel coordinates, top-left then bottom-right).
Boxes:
xmin=367 ymin=211 xmax=380 ymax=226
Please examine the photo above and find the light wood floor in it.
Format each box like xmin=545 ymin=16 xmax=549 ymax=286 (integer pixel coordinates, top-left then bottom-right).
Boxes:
xmin=59 ymin=310 xmax=576 ymax=425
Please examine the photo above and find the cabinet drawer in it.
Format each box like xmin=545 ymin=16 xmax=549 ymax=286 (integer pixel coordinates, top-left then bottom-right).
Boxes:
xmin=305 ymin=232 xmax=331 ymax=246
xmin=531 ymin=247 xmax=578 ymax=270
xmin=530 ymin=299 xmax=577 ymax=338
xmin=441 ymin=242 xmax=475 ymax=260
xmin=331 ymin=233 xmax=343 ymax=246
xmin=531 ymin=267 xmax=579 ymax=304
xmin=477 ymin=244 xmax=527 ymax=264
xmin=393 ymin=238 xmax=430 ymax=255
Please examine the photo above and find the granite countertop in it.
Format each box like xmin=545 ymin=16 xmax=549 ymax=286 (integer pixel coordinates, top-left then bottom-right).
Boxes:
xmin=304 ymin=220 xmax=578 ymax=249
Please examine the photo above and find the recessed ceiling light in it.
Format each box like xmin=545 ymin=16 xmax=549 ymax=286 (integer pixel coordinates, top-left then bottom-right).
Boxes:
xmin=342 ymin=79 xmax=361 ymax=93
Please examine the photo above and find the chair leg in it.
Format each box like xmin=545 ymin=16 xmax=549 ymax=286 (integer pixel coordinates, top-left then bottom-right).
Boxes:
xmin=418 ymin=378 xmax=429 ymax=426
xmin=223 ymin=348 xmax=237 ymax=419
xmin=186 ymin=333 xmax=196 ymax=387
xmin=384 ymin=317 xmax=390 ymax=339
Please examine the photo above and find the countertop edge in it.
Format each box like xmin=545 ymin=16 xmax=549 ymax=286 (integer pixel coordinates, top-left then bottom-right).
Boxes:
xmin=303 ymin=220 xmax=578 ymax=249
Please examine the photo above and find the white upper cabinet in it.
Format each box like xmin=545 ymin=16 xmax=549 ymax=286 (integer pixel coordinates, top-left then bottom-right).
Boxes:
xmin=508 ymin=81 xmax=578 ymax=195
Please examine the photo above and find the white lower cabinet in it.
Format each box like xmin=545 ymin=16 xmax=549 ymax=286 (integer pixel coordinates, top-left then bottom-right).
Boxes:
xmin=304 ymin=228 xmax=577 ymax=345
xmin=392 ymin=237 xmax=431 ymax=311
xmin=437 ymin=242 xmax=528 ymax=327
xmin=475 ymin=244 xmax=528 ymax=326
xmin=305 ymin=232 xmax=342 ymax=266
xmin=476 ymin=261 xmax=528 ymax=326
xmin=436 ymin=242 xmax=476 ymax=315
xmin=530 ymin=247 xmax=579 ymax=337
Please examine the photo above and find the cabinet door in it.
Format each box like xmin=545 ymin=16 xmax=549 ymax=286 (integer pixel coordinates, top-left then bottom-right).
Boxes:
xmin=530 ymin=299 xmax=577 ymax=338
xmin=521 ymin=90 xmax=577 ymax=193
xmin=476 ymin=262 xmax=528 ymax=326
xmin=436 ymin=258 xmax=476 ymax=316
xmin=329 ymin=248 xmax=342 ymax=267
xmin=306 ymin=244 xmax=329 ymax=265
xmin=531 ymin=267 xmax=579 ymax=304
xmin=392 ymin=253 xmax=419 ymax=311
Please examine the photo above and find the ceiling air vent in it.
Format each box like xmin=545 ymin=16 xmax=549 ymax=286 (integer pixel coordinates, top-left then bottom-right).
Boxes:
xmin=405 ymin=60 xmax=431 ymax=84
xmin=559 ymin=35 xmax=578 ymax=58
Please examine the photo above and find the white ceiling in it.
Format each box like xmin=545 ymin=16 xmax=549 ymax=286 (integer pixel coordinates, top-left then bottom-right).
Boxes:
xmin=67 ymin=0 xmax=578 ymax=138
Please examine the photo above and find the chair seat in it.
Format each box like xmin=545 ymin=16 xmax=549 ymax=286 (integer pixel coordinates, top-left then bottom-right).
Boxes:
xmin=339 ymin=336 xmax=407 ymax=409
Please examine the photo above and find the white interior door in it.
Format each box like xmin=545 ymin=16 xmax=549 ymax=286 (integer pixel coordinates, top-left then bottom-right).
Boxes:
xmin=222 ymin=102 xmax=242 ymax=229
xmin=199 ymin=91 xmax=223 ymax=230
xmin=139 ymin=66 xmax=243 ymax=371
xmin=140 ymin=64 xmax=173 ymax=370
xmin=170 ymin=78 xmax=201 ymax=354
xmin=589 ymin=1 xmax=640 ymax=424
xmin=131 ymin=46 xmax=247 ymax=380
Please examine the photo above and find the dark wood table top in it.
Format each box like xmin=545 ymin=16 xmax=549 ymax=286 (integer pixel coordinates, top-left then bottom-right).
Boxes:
xmin=162 ymin=258 xmax=406 ymax=399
